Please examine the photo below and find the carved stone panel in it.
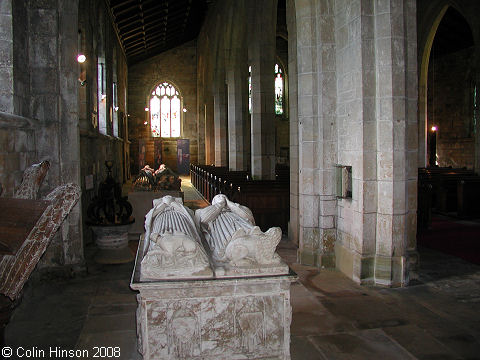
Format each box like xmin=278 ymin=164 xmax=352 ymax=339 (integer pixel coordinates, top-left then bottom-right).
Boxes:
xmin=134 ymin=289 xmax=292 ymax=360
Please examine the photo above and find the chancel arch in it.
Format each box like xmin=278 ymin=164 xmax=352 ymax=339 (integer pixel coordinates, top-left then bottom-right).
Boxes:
xmin=418 ymin=1 xmax=479 ymax=171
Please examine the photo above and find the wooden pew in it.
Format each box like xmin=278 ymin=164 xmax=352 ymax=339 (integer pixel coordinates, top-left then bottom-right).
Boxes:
xmin=457 ymin=178 xmax=480 ymax=218
xmin=229 ymin=181 xmax=289 ymax=232
xmin=418 ymin=167 xmax=480 ymax=221
xmin=190 ymin=165 xmax=290 ymax=231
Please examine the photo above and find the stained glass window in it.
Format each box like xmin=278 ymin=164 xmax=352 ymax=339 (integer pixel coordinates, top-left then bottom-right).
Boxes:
xmin=112 ymin=82 xmax=118 ymax=137
xmin=150 ymin=82 xmax=181 ymax=137
xmin=98 ymin=61 xmax=107 ymax=134
xmin=275 ymin=64 xmax=283 ymax=115
xmin=248 ymin=64 xmax=284 ymax=115
xmin=248 ymin=66 xmax=252 ymax=114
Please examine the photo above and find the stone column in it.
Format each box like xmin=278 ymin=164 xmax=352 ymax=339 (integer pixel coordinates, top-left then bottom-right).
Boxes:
xmin=227 ymin=67 xmax=248 ymax=171
xmin=197 ymin=101 xmax=206 ymax=165
xmin=315 ymin=0 xmax=338 ymax=269
xmin=293 ymin=0 xmax=337 ymax=267
xmin=331 ymin=0 xmax=417 ymax=287
xmin=248 ymin=0 xmax=277 ymax=180
xmin=205 ymin=98 xmax=215 ymax=165
xmin=374 ymin=0 xmax=417 ymax=287
xmin=286 ymin=0 xmax=299 ymax=245
xmin=214 ymin=81 xmax=228 ymax=167
xmin=226 ymin=1 xmax=248 ymax=171
xmin=0 ymin=0 xmax=14 ymax=114
xmin=335 ymin=0 xmax=379 ymax=283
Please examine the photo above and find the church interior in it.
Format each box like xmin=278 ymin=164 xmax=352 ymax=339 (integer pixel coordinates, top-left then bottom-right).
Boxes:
xmin=1 ymin=0 xmax=480 ymax=358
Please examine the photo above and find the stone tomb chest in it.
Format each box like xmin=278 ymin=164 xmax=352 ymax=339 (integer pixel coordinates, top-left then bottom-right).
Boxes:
xmin=131 ymin=195 xmax=296 ymax=359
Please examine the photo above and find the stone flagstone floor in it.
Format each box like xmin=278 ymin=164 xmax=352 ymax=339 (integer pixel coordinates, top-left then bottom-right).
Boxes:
xmin=5 ymin=177 xmax=480 ymax=359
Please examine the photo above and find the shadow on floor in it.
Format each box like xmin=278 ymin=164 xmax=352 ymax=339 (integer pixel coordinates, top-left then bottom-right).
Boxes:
xmin=5 ymin=197 xmax=480 ymax=359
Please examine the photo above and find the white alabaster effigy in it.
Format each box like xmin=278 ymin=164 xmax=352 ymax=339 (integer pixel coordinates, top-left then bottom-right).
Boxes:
xmin=140 ymin=196 xmax=213 ymax=280
xmin=195 ymin=194 xmax=289 ymax=277
xmin=132 ymin=194 xmax=295 ymax=359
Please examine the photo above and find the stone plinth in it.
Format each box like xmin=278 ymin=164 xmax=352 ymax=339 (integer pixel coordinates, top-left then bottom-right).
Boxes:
xmin=127 ymin=190 xmax=183 ymax=236
xmin=90 ymin=223 xmax=133 ymax=264
xmin=131 ymin=235 xmax=296 ymax=360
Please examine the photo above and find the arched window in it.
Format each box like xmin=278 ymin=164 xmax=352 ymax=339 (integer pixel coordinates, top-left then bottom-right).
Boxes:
xmin=248 ymin=66 xmax=252 ymax=114
xmin=275 ymin=63 xmax=284 ymax=115
xmin=149 ymin=82 xmax=181 ymax=137
xmin=248 ymin=64 xmax=284 ymax=115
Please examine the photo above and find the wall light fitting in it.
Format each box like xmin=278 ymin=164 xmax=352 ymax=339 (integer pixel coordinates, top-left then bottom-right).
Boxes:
xmin=77 ymin=54 xmax=86 ymax=63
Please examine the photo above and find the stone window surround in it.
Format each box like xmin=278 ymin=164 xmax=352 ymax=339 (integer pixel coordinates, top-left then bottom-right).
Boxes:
xmin=147 ymin=81 xmax=185 ymax=139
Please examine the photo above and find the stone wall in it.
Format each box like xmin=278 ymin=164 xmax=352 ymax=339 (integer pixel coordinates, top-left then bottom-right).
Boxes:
xmin=128 ymin=41 xmax=198 ymax=174
xmin=0 ymin=0 xmax=129 ymax=269
xmin=78 ymin=0 xmax=129 ymax=246
xmin=427 ymin=47 xmax=475 ymax=169
xmin=0 ymin=113 xmax=37 ymax=196
xmin=0 ymin=0 xmax=13 ymax=113
xmin=11 ymin=1 xmax=29 ymax=118
xmin=0 ymin=0 xmax=84 ymax=269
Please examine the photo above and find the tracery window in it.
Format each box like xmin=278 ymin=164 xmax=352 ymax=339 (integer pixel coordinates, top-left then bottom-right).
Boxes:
xmin=149 ymin=82 xmax=181 ymax=138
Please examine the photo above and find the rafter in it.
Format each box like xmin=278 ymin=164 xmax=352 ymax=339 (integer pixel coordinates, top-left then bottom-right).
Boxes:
xmin=106 ymin=0 xmax=208 ymax=64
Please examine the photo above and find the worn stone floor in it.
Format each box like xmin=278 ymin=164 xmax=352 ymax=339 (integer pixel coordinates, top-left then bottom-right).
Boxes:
xmin=4 ymin=178 xmax=480 ymax=359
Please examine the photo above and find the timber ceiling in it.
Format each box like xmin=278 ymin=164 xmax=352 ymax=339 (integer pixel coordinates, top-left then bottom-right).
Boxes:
xmin=106 ymin=0 xmax=209 ymax=64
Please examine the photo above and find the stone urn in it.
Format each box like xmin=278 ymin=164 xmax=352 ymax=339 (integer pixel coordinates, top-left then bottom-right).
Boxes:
xmin=86 ymin=161 xmax=135 ymax=264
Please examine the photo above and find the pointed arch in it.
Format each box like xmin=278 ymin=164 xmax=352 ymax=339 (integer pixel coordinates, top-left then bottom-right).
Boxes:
xmin=418 ymin=5 xmax=449 ymax=167
xmin=147 ymin=81 xmax=184 ymax=138
xmin=418 ymin=2 xmax=476 ymax=167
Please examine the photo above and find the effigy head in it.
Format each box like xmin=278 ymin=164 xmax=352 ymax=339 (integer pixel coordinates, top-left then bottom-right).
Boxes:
xmin=211 ymin=194 xmax=227 ymax=207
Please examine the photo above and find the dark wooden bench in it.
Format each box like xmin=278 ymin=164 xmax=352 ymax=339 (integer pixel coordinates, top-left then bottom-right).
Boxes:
xmin=457 ymin=178 xmax=480 ymax=218
xmin=229 ymin=181 xmax=289 ymax=232
xmin=418 ymin=167 xmax=480 ymax=224
xmin=190 ymin=165 xmax=290 ymax=231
